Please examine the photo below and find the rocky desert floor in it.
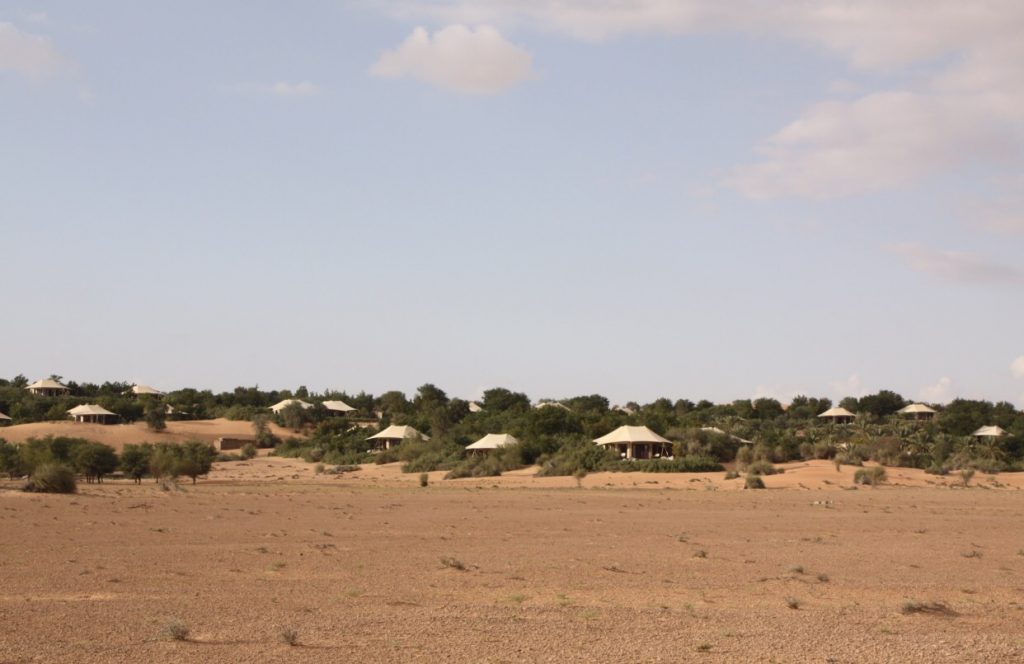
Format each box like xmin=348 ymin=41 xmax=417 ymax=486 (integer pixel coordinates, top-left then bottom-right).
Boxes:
xmin=2 ymin=458 xmax=1024 ymax=663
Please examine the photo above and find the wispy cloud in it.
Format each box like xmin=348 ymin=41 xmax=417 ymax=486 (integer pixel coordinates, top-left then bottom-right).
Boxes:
xmin=371 ymin=24 xmax=534 ymax=94
xmin=919 ymin=376 xmax=952 ymax=403
xmin=0 ymin=21 xmax=69 ymax=77
xmin=888 ymin=243 xmax=1024 ymax=285
xmin=1011 ymin=356 xmax=1024 ymax=378
xmin=830 ymin=373 xmax=864 ymax=399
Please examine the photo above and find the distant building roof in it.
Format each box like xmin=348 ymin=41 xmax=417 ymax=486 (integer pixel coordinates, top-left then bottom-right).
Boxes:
xmin=269 ymin=399 xmax=313 ymax=413
xmin=366 ymin=425 xmax=429 ymax=441
xmin=897 ymin=403 xmax=937 ymax=415
xmin=132 ymin=384 xmax=165 ymax=396
xmin=27 ymin=379 xmax=68 ymax=390
xmin=67 ymin=404 xmax=116 ymax=417
xmin=466 ymin=433 xmax=519 ymax=450
xmin=0 ymin=411 xmax=11 ymax=421
xmin=468 ymin=401 xmax=483 ymax=413
xmin=972 ymin=425 xmax=1007 ymax=437
xmin=323 ymin=400 xmax=356 ymax=413
xmin=594 ymin=425 xmax=670 ymax=446
xmin=535 ymin=401 xmax=570 ymax=411
xmin=818 ymin=407 xmax=856 ymax=418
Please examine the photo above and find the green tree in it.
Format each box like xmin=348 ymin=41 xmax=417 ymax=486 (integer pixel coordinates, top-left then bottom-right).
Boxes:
xmin=0 ymin=440 xmax=25 ymax=479
xmin=178 ymin=440 xmax=216 ymax=484
xmin=149 ymin=444 xmax=181 ymax=481
xmin=120 ymin=443 xmax=153 ymax=484
xmin=72 ymin=442 xmax=119 ymax=483
xmin=280 ymin=402 xmax=310 ymax=431
xmin=144 ymin=397 xmax=167 ymax=431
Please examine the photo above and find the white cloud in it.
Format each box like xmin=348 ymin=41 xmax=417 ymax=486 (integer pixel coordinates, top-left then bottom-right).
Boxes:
xmin=1011 ymin=356 xmax=1024 ymax=378
xmin=371 ymin=24 xmax=534 ymax=94
xmin=888 ymin=243 xmax=1023 ymax=285
xmin=830 ymin=373 xmax=864 ymax=399
xmin=919 ymin=377 xmax=952 ymax=403
xmin=0 ymin=21 xmax=68 ymax=77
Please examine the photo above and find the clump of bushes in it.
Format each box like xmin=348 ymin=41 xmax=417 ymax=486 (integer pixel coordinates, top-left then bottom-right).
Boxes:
xmin=745 ymin=460 xmax=782 ymax=476
xmin=239 ymin=443 xmax=257 ymax=460
xmin=744 ymin=475 xmax=765 ymax=489
xmin=23 ymin=463 xmax=77 ymax=493
xmin=854 ymin=466 xmax=887 ymax=486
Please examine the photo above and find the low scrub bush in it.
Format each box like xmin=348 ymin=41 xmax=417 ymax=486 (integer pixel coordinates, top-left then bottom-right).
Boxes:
xmin=746 ymin=460 xmax=782 ymax=476
xmin=854 ymin=466 xmax=887 ymax=486
xmin=23 ymin=463 xmax=77 ymax=494
xmin=239 ymin=443 xmax=257 ymax=460
xmin=744 ymin=475 xmax=765 ymax=489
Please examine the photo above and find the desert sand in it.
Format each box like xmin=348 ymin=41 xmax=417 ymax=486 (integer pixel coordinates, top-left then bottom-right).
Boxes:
xmin=2 ymin=458 xmax=1024 ymax=662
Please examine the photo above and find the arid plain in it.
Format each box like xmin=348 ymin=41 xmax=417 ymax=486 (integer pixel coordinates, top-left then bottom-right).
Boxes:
xmin=2 ymin=456 xmax=1024 ymax=663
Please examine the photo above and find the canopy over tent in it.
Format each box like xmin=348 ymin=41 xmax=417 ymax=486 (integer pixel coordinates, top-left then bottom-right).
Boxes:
xmin=468 ymin=401 xmax=483 ymax=413
xmin=0 ymin=411 xmax=11 ymax=421
xmin=535 ymin=401 xmax=570 ymax=411
xmin=897 ymin=403 xmax=937 ymax=415
xmin=132 ymin=384 xmax=165 ymax=396
xmin=67 ymin=404 xmax=116 ymax=416
xmin=27 ymin=379 xmax=69 ymax=395
xmin=818 ymin=407 xmax=856 ymax=419
xmin=594 ymin=425 xmax=673 ymax=460
xmin=972 ymin=425 xmax=1007 ymax=438
xmin=366 ymin=425 xmax=428 ymax=451
xmin=466 ymin=433 xmax=519 ymax=450
xmin=270 ymin=399 xmax=313 ymax=413
xmin=323 ymin=400 xmax=356 ymax=413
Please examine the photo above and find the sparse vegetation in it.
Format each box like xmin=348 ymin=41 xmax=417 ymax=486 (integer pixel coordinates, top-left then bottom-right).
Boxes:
xmin=23 ymin=463 xmax=77 ymax=493
xmin=163 ymin=619 xmax=190 ymax=641
xmin=785 ymin=596 xmax=800 ymax=609
xmin=440 ymin=556 xmax=466 ymax=570
xmin=900 ymin=601 xmax=956 ymax=616
xmin=744 ymin=475 xmax=765 ymax=489
xmin=419 ymin=472 xmax=429 ymax=487
xmin=854 ymin=466 xmax=887 ymax=486
xmin=959 ymin=469 xmax=975 ymax=487
xmin=279 ymin=627 xmax=299 ymax=646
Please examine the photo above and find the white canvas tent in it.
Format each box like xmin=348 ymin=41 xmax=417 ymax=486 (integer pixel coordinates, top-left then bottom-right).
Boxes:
xmin=131 ymin=384 xmax=165 ymax=397
xmin=67 ymin=404 xmax=118 ymax=424
xmin=972 ymin=425 xmax=1007 ymax=439
xmin=366 ymin=425 xmax=428 ymax=451
xmin=0 ymin=411 xmax=11 ymax=424
xmin=323 ymin=400 xmax=356 ymax=414
xmin=466 ymin=433 xmax=519 ymax=451
xmin=897 ymin=403 xmax=937 ymax=420
xmin=26 ymin=378 xmax=69 ymax=397
xmin=818 ymin=406 xmax=856 ymax=424
xmin=594 ymin=425 xmax=673 ymax=460
xmin=270 ymin=399 xmax=313 ymax=413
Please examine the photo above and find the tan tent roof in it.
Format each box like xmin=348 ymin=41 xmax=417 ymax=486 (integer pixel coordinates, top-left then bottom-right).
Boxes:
xmin=535 ymin=401 xmax=570 ymax=410
xmin=972 ymin=425 xmax=1007 ymax=437
xmin=818 ymin=407 xmax=856 ymax=418
xmin=594 ymin=425 xmax=670 ymax=446
xmin=132 ymin=384 xmax=165 ymax=396
xmin=898 ymin=403 xmax=937 ymax=415
xmin=270 ymin=399 xmax=313 ymax=413
xmin=468 ymin=401 xmax=483 ymax=413
xmin=323 ymin=400 xmax=356 ymax=413
xmin=0 ymin=411 xmax=11 ymax=421
xmin=466 ymin=433 xmax=519 ymax=450
xmin=367 ymin=425 xmax=429 ymax=441
xmin=67 ymin=404 xmax=116 ymax=417
xmin=27 ymin=379 xmax=68 ymax=390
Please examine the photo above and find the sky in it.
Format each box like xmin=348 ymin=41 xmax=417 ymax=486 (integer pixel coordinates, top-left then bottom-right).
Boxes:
xmin=2 ymin=1 xmax=1023 ymax=406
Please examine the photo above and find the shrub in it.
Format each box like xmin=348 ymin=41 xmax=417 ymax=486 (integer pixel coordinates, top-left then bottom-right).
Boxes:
xmin=900 ymin=600 xmax=955 ymax=616
xmin=440 ymin=556 xmax=466 ymax=570
xmin=279 ymin=627 xmax=299 ymax=646
xmin=959 ymin=469 xmax=975 ymax=487
xmin=724 ymin=470 xmax=739 ymax=480
xmin=419 ymin=472 xmax=429 ymax=487
xmin=744 ymin=475 xmax=765 ymax=489
xmin=314 ymin=463 xmax=325 ymax=475
xmin=746 ymin=460 xmax=782 ymax=476
xmin=924 ymin=464 xmax=949 ymax=476
xmin=854 ymin=466 xmax=887 ymax=486
xmin=239 ymin=443 xmax=257 ymax=460
xmin=785 ymin=597 xmax=800 ymax=610
xmin=163 ymin=619 xmax=189 ymax=641
xmin=23 ymin=463 xmax=77 ymax=493
xmin=573 ymin=469 xmax=587 ymax=487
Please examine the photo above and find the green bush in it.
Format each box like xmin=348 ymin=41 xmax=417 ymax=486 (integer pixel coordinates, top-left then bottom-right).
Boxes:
xmin=854 ymin=466 xmax=887 ymax=485
xmin=746 ymin=460 xmax=782 ymax=476
xmin=744 ymin=475 xmax=765 ymax=489
xmin=24 ymin=463 xmax=77 ymax=493
xmin=239 ymin=443 xmax=257 ymax=460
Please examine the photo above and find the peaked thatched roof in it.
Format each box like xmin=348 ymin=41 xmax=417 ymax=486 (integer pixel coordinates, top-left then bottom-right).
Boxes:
xmin=972 ymin=425 xmax=1007 ymax=437
xmin=67 ymin=404 xmax=116 ymax=417
xmin=323 ymin=400 xmax=355 ymax=413
xmin=466 ymin=433 xmax=519 ymax=450
xmin=594 ymin=425 xmax=670 ymax=446
xmin=367 ymin=425 xmax=429 ymax=441
xmin=0 ymin=411 xmax=11 ymax=421
xmin=27 ymin=379 xmax=68 ymax=390
xmin=897 ymin=403 xmax=937 ymax=415
xmin=269 ymin=399 xmax=313 ymax=413
xmin=132 ymin=384 xmax=165 ymax=396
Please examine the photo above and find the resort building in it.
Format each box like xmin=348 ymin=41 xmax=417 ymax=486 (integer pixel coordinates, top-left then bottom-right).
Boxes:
xmin=468 ymin=401 xmax=483 ymax=413
xmin=26 ymin=379 xmax=70 ymax=398
xmin=897 ymin=403 xmax=937 ymax=421
xmin=817 ymin=406 xmax=856 ymax=425
xmin=323 ymin=400 xmax=356 ymax=416
xmin=0 ymin=411 xmax=11 ymax=425
xmin=67 ymin=404 xmax=119 ymax=424
xmin=972 ymin=425 xmax=1007 ymax=441
xmin=131 ymin=384 xmax=165 ymax=397
xmin=366 ymin=425 xmax=429 ymax=451
xmin=594 ymin=425 xmax=673 ymax=460
xmin=466 ymin=433 xmax=519 ymax=453
xmin=270 ymin=399 xmax=313 ymax=413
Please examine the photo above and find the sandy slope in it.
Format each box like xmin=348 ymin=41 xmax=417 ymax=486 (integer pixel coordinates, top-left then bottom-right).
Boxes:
xmin=2 ymin=458 xmax=1023 ymax=663
xmin=0 ymin=418 xmax=299 ymax=451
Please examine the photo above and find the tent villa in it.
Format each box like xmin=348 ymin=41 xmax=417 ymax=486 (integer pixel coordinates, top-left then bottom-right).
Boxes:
xmin=323 ymin=400 xmax=356 ymax=416
xmin=366 ymin=425 xmax=428 ymax=451
xmin=67 ymin=404 xmax=118 ymax=424
xmin=595 ymin=425 xmax=673 ymax=460
xmin=701 ymin=426 xmax=753 ymax=445
xmin=468 ymin=401 xmax=483 ymax=413
xmin=26 ymin=379 xmax=69 ymax=397
xmin=897 ymin=403 xmax=937 ymax=421
xmin=535 ymin=401 xmax=571 ymax=411
xmin=270 ymin=399 xmax=313 ymax=413
xmin=466 ymin=433 xmax=519 ymax=453
xmin=972 ymin=425 xmax=1007 ymax=441
xmin=130 ymin=384 xmax=165 ymax=397
xmin=0 ymin=411 xmax=11 ymax=425
xmin=818 ymin=406 xmax=856 ymax=425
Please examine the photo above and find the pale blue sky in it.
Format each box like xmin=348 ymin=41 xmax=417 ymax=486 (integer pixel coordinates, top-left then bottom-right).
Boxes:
xmin=2 ymin=1 xmax=1023 ymax=405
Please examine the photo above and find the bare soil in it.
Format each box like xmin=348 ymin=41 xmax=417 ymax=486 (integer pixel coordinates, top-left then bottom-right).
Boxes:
xmin=2 ymin=458 xmax=1023 ymax=662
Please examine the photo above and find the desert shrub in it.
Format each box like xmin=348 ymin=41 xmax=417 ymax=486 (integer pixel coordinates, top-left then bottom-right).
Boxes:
xmin=163 ymin=619 xmax=189 ymax=641
xmin=314 ymin=463 xmax=325 ymax=475
xmin=23 ymin=463 xmax=77 ymax=493
xmin=924 ymin=464 xmax=949 ymax=476
xmin=854 ymin=466 xmax=887 ymax=486
xmin=744 ymin=475 xmax=765 ymax=489
xmin=239 ymin=443 xmax=257 ymax=460
xmin=735 ymin=445 xmax=753 ymax=468
xmin=445 ymin=454 xmax=505 ymax=479
xmin=419 ymin=472 xmax=429 ymax=487
xmin=900 ymin=600 xmax=955 ymax=616
xmin=178 ymin=440 xmax=217 ymax=484
xmin=440 ymin=556 xmax=466 ymax=570
xmin=149 ymin=444 xmax=181 ymax=480
xmin=959 ymin=469 xmax=975 ymax=487
xmin=536 ymin=438 xmax=617 ymax=477
xmin=834 ymin=453 xmax=863 ymax=467
xmin=746 ymin=460 xmax=782 ymax=476
xmin=724 ymin=470 xmax=740 ymax=480
xmin=399 ymin=438 xmax=464 ymax=474
xmin=0 ymin=440 xmax=26 ymax=479
xmin=305 ymin=447 xmax=325 ymax=463
xmin=144 ymin=397 xmax=166 ymax=431
xmin=374 ymin=447 xmax=402 ymax=464
xmin=71 ymin=443 xmax=119 ymax=483
xmin=279 ymin=627 xmax=299 ymax=646
xmin=120 ymin=444 xmax=153 ymax=484
xmin=216 ymin=452 xmax=240 ymax=462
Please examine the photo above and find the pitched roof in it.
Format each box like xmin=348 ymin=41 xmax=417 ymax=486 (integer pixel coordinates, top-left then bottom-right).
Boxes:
xmin=366 ymin=425 xmax=429 ymax=441
xmin=269 ymin=399 xmax=313 ymax=413
xmin=466 ymin=433 xmax=519 ymax=450
xmin=132 ymin=384 xmax=165 ymax=396
xmin=67 ymin=404 xmax=116 ymax=417
xmin=27 ymin=379 xmax=68 ymax=390
xmin=0 ymin=411 xmax=11 ymax=421
xmin=468 ymin=401 xmax=483 ymax=413
xmin=972 ymin=425 xmax=1007 ymax=437
xmin=594 ymin=425 xmax=670 ymax=445
xmin=897 ymin=403 xmax=937 ymax=415
xmin=323 ymin=400 xmax=356 ymax=413
xmin=818 ymin=406 xmax=856 ymax=418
